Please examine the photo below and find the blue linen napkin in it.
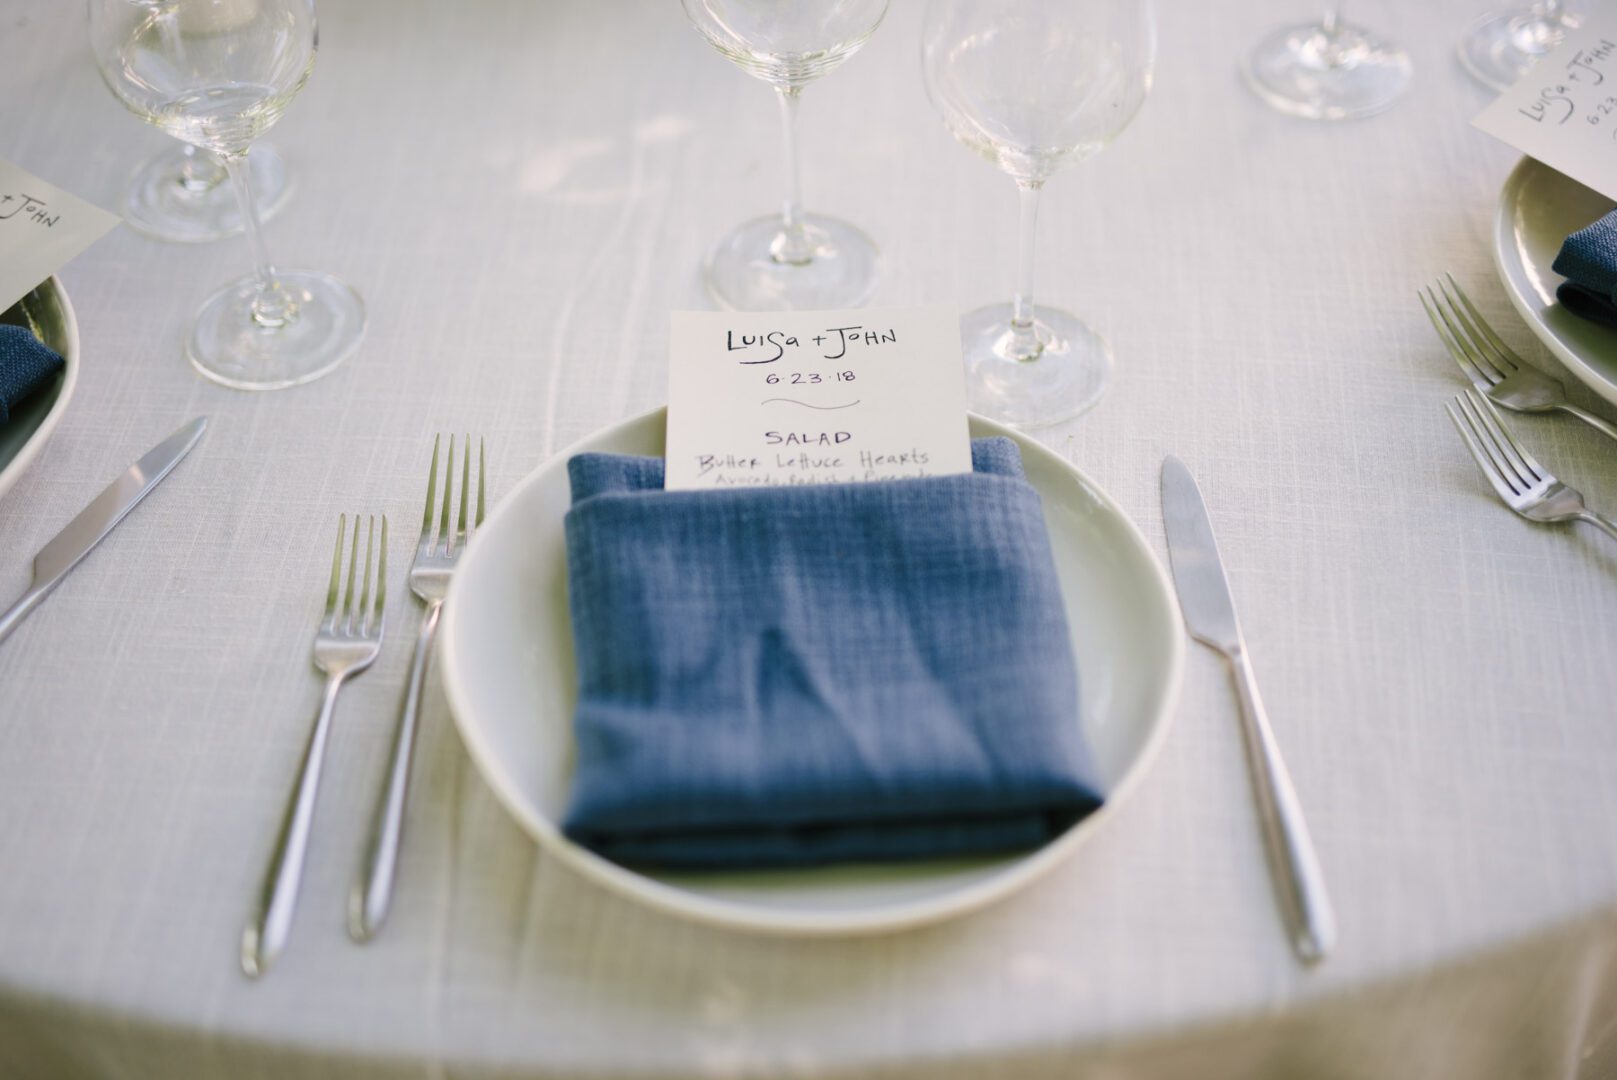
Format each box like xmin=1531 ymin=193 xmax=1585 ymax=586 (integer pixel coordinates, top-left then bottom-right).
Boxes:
xmin=0 ymin=324 xmax=64 ymax=427
xmin=560 ymin=437 xmax=1104 ymax=869
xmin=1553 ymin=209 xmax=1617 ymax=328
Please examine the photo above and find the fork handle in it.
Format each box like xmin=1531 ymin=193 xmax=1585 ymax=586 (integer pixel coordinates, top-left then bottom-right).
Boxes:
xmin=242 ymin=670 xmax=346 ymax=978
xmin=349 ymin=597 xmax=442 ymax=943
xmin=1576 ymin=511 xmax=1617 ymax=544
xmin=1558 ymin=404 xmax=1617 ymax=446
xmin=1226 ymin=646 xmax=1337 ymax=965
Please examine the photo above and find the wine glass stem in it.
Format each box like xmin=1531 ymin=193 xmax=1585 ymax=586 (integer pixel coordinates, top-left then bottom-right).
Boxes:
xmin=1008 ymin=180 xmax=1043 ymax=361
xmin=1322 ymin=6 xmax=1340 ymax=34
xmin=221 ymin=150 xmax=293 ymax=328
xmin=773 ymin=86 xmax=812 ymax=266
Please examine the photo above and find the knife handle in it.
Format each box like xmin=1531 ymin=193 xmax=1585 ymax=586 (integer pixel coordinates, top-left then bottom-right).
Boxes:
xmin=0 ymin=580 xmax=52 ymax=647
xmin=1227 ymin=646 xmax=1337 ymax=964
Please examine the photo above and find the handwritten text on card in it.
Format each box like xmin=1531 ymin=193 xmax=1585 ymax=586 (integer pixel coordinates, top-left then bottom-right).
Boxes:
xmin=1473 ymin=9 xmax=1617 ymax=202
xmin=0 ymin=158 xmax=120 ymax=315
xmin=664 ymin=308 xmax=973 ymax=490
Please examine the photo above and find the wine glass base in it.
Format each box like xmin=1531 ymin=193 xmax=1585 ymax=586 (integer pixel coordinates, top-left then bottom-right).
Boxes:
xmin=188 ymin=270 xmax=366 ymax=391
xmin=1244 ymin=20 xmax=1412 ymax=121
xmin=1458 ymin=11 xmax=1578 ymax=93
xmin=703 ymin=212 xmax=881 ymax=311
xmin=960 ymin=304 xmax=1113 ymax=430
xmin=123 ymin=143 xmax=292 ymax=244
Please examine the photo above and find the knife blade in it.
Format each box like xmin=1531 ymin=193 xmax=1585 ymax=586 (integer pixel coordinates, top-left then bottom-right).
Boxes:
xmin=1160 ymin=455 xmax=1244 ymax=653
xmin=0 ymin=416 xmax=208 ymax=646
xmin=1160 ymin=454 xmax=1337 ymax=964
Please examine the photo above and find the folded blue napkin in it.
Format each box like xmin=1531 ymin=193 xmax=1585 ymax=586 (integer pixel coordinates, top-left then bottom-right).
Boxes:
xmin=560 ymin=437 xmax=1104 ymax=870
xmin=1554 ymin=210 xmax=1617 ymax=328
xmin=0 ymin=324 xmax=64 ymax=427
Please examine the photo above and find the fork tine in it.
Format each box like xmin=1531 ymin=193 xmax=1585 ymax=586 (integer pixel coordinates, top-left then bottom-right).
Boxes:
xmin=343 ymin=511 xmax=361 ymax=635
xmin=1438 ymin=277 xmax=1514 ymax=381
xmin=1420 ymin=286 xmax=1493 ymax=388
xmin=1470 ymin=389 xmax=1548 ymax=484
xmin=438 ymin=435 xmax=455 ymax=557
xmin=1429 ymin=281 xmax=1507 ymax=384
xmin=1444 ymin=273 xmax=1521 ymax=373
xmin=323 ymin=514 xmax=346 ymax=631
xmin=1447 ymin=400 xmax=1522 ymax=503
xmin=375 ymin=516 xmax=388 ymax=628
xmin=454 ymin=431 xmax=471 ymax=552
xmin=1458 ymin=390 xmax=1530 ymax=493
xmin=358 ymin=515 xmax=375 ymax=636
xmin=418 ymin=435 xmax=440 ymax=553
xmin=476 ymin=437 xmax=487 ymax=528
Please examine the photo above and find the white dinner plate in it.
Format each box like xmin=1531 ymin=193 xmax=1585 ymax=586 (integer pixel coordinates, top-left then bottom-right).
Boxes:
xmin=0 ymin=277 xmax=80 ymax=502
xmin=1494 ymin=155 xmax=1617 ymax=409
xmin=439 ymin=408 xmax=1185 ymax=936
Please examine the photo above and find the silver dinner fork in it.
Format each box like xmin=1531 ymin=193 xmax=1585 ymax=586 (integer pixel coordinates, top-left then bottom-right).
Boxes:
xmin=243 ymin=514 xmax=388 ymax=978
xmin=349 ymin=435 xmax=484 ymax=943
xmin=1446 ymin=388 xmax=1617 ymax=543
xmin=1420 ymin=273 xmax=1617 ymax=445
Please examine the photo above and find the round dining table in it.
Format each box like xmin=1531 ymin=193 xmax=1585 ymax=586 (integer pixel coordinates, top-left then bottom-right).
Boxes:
xmin=2 ymin=0 xmax=1617 ymax=1076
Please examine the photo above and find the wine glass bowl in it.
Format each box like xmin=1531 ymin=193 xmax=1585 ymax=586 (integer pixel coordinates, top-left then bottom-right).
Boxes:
xmin=682 ymin=0 xmax=890 ymax=311
xmin=89 ymin=0 xmax=364 ymax=390
xmin=93 ymin=2 xmax=314 ymax=154
xmin=922 ymin=0 xmax=1154 ymax=429
xmin=682 ymin=0 xmax=888 ymax=87
xmin=923 ymin=10 xmax=1152 ymax=184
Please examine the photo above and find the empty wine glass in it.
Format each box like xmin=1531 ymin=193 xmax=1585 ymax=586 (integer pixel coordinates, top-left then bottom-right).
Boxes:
xmin=682 ymin=0 xmax=889 ymax=311
xmin=922 ymin=0 xmax=1154 ymax=428
xmin=123 ymin=141 xmax=291 ymax=243
xmin=1460 ymin=1 xmax=1583 ymax=92
xmin=90 ymin=0 xmax=364 ymax=390
xmin=1245 ymin=8 xmax=1411 ymax=121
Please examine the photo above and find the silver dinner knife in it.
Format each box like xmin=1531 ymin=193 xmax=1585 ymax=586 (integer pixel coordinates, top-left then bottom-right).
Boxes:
xmin=1160 ymin=455 xmax=1336 ymax=964
xmin=0 ymin=417 xmax=208 ymax=646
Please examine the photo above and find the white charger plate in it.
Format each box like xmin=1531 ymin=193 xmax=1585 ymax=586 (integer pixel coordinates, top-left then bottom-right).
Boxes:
xmin=0 ymin=277 xmax=79 ymax=502
xmin=439 ymin=408 xmax=1184 ymax=935
xmin=1494 ymin=155 xmax=1617 ymax=409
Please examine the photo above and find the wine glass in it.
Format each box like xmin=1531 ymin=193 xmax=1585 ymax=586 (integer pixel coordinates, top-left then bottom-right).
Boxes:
xmin=1244 ymin=8 xmax=1411 ymax=121
xmin=922 ymin=0 xmax=1155 ymax=428
xmin=123 ymin=141 xmax=291 ymax=244
xmin=682 ymin=0 xmax=889 ymax=311
xmin=1459 ymin=1 xmax=1583 ymax=92
xmin=89 ymin=0 xmax=365 ymax=390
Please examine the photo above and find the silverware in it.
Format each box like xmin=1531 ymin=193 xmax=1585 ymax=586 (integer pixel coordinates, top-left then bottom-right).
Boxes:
xmin=349 ymin=435 xmax=483 ymax=943
xmin=1420 ymin=273 xmax=1617 ymax=444
xmin=0 ymin=416 xmax=207 ymax=646
xmin=1446 ymin=387 xmax=1617 ymax=543
xmin=243 ymin=513 xmax=388 ymax=978
xmin=1160 ymin=456 xmax=1336 ymax=965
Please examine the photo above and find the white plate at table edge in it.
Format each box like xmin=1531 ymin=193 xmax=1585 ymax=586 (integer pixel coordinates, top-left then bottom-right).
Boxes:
xmin=0 ymin=277 xmax=80 ymax=502
xmin=1494 ymin=155 xmax=1617 ymax=410
xmin=440 ymin=407 xmax=1185 ymax=936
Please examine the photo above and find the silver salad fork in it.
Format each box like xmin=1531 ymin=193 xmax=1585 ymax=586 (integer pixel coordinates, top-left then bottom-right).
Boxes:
xmin=1421 ymin=273 xmax=1617 ymax=445
xmin=244 ymin=513 xmax=388 ymax=977
xmin=350 ymin=435 xmax=485 ymax=942
xmin=1446 ymin=388 xmax=1617 ymax=543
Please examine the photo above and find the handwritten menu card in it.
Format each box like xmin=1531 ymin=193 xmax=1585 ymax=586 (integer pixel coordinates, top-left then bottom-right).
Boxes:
xmin=664 ymin=307 xmax=973 ymax=490
xmin=1473 ymin=8 xmax=1617 ymax=201
xmin=0 ymin=159 xmax=120 ymax=315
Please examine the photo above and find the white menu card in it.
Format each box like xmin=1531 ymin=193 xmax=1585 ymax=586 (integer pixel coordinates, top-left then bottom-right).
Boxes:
xmin=0 ymin=158 xmax=120 ymax=315
xmin=664 ymin=307 xmax=973 ymax=490
xmin=1473 ymin=10 xmax=1617 ymax=201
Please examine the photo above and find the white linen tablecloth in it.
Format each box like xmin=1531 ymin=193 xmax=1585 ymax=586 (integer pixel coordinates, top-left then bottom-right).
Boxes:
xmin=3 ymin=1 xmax=1617 ymax=1076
